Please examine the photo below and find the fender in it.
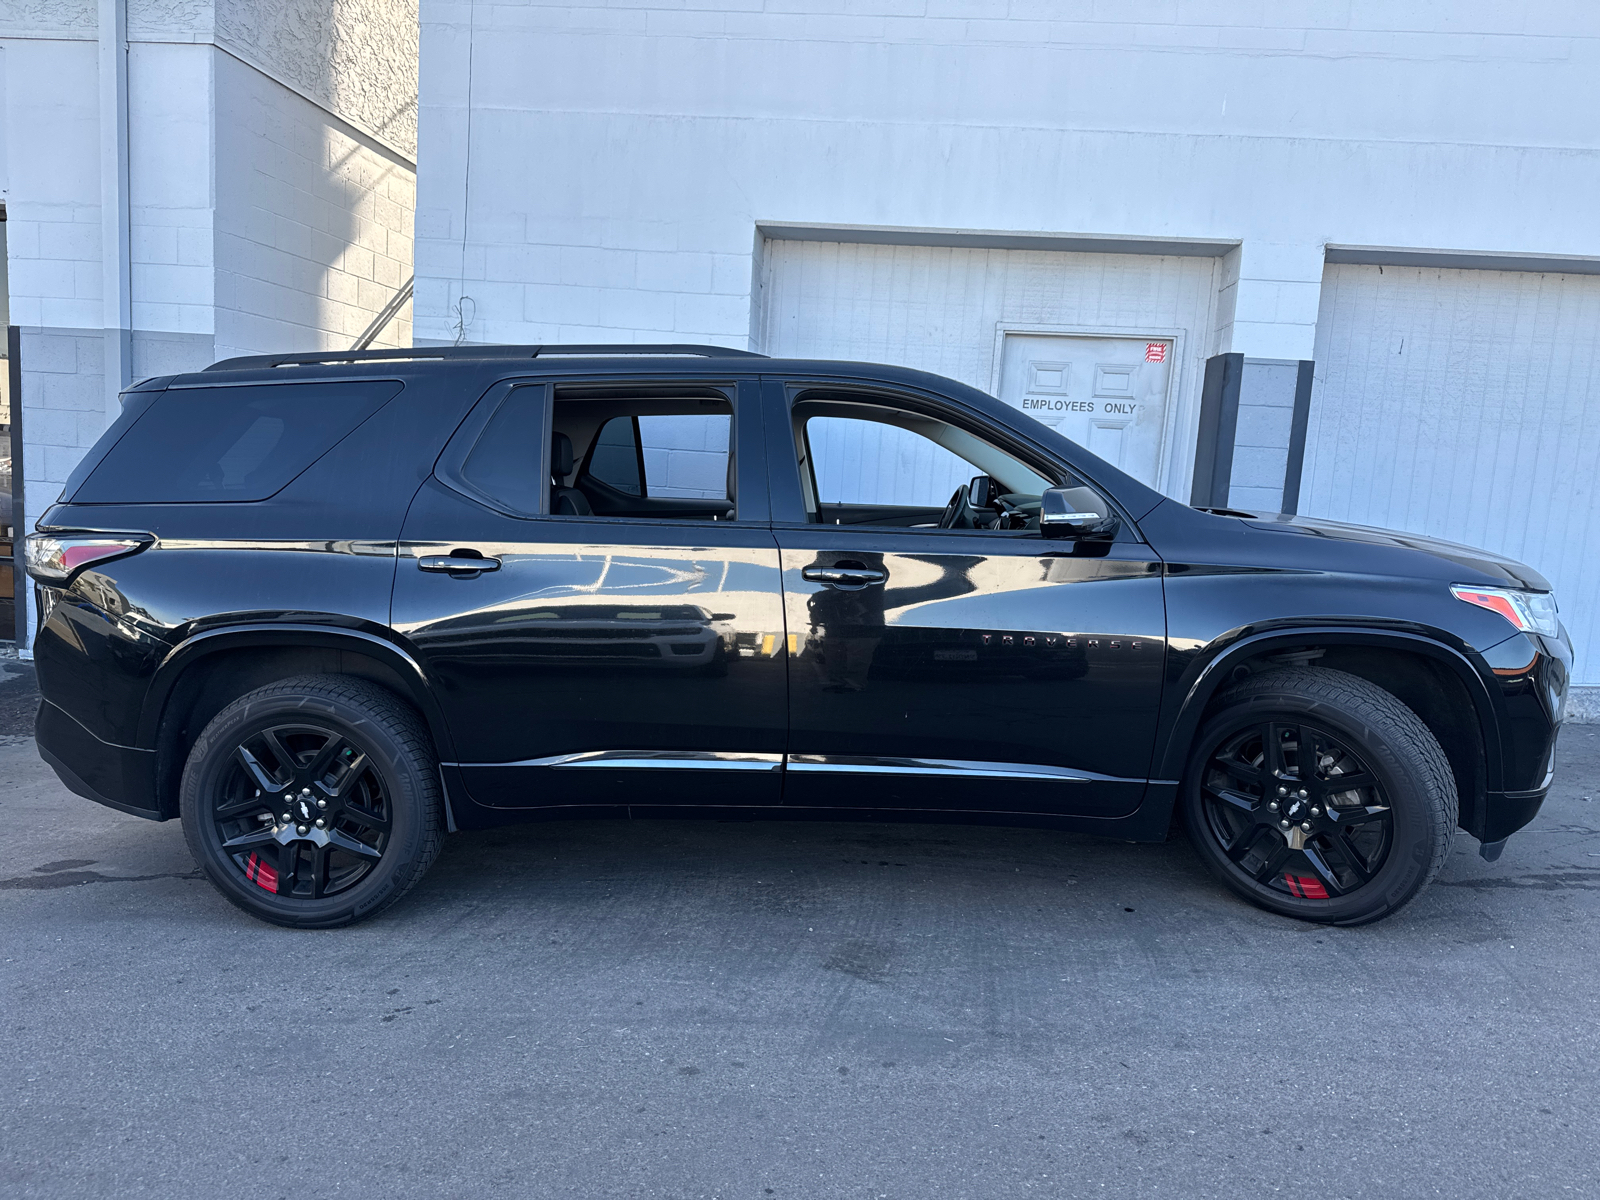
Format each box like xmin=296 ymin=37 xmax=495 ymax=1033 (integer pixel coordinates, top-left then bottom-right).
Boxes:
xmin=140 ymin=621 xmax=459 ymax=765
xmin=1152 ymin=624 xmax=1506 ymax=793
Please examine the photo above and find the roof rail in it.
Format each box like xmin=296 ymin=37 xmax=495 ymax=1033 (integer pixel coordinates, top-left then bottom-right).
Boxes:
xmin=204 ymin=343 xmax=768 ymax=373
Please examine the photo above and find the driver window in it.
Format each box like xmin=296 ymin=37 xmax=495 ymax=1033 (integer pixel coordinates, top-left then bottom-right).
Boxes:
xmin=795 ymin=399 xmax=1065 ymax=532
xmin=808 ymin=416 xmax=974 ymax=508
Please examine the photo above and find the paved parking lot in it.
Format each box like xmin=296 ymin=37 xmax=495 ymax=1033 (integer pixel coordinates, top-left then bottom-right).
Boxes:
xmin=2 ymin=659 xmax=1598 ymax=1199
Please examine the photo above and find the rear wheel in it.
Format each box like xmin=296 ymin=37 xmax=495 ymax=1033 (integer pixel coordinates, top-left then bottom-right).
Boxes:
xmin=1180 ymin=666 xmax=1456 ymax=925
xmin=180 ymin=676 xmax=444 ymax=928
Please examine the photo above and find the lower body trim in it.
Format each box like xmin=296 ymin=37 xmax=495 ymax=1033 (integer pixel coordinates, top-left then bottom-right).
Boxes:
xmin=448 ymin=749 xmax=1162 ymax=821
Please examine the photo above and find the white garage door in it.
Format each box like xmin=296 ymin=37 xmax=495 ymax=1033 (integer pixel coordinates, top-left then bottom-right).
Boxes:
xmin=756 ymin=238 xmax=1221 ymax=497
xmin=1301 ymin=263 xmax=1600 ymax=686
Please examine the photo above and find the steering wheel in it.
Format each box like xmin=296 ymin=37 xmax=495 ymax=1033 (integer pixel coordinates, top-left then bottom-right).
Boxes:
xmin=938 ymin=485 xmax=978 ymax=530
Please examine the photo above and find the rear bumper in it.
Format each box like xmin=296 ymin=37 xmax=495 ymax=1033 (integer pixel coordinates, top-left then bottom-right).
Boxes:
xmin=35 ymin=698 xmax=163 ymax=821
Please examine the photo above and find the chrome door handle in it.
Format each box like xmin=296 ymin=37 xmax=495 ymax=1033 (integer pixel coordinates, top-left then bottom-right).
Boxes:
xmin=418 ymin=553 xmax=501 ymax=574
xmin=802 ymin=566 xmax=886 ymax=587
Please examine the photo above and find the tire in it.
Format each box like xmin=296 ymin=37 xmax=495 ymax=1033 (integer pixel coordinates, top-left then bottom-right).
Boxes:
xmin=1180 ymin=666 xmax=1456 ymax=926
xmin=180 ymin=675 xmax=445 ymax=929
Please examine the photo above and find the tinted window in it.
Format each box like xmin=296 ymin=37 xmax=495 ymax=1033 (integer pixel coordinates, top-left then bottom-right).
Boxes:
xmin=808 ymin=415 xmax=973 ymax=507
xmin=639 ymin=414 xmax=730 ymax=498
xmin=793 ymin=400 xmax=1063 ymax=530
xmin=586 ymin=416 xmax=642 ymax=496
xmin=804 ymin=413 xmax=1050 ymax=508
xmin=73 ymin=381 xmax=401 ymax=503
xmin=460 ymin=386 xmax=546 ymax=516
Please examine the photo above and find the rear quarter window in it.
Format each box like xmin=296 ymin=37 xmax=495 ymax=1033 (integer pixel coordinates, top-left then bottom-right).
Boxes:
xmin=71 ymin=380 xmax=403 ymax=503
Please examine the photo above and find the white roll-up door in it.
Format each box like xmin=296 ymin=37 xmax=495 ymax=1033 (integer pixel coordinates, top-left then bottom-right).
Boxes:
xmin=1301 ymin=263 xmax=1600 ymax=685
xmin=756 ymin=238 xmax=1220 ymax=497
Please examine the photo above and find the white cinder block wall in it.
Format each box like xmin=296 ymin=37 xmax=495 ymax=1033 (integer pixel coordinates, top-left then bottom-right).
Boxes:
xmin=1 ymin=0 xmax=419 ymax=648
xmin=416 ymin=2 xmax=1600 ymax=356
xmin=3 ymin=32 xmax=110 ymax=503
xmin=415 ymin=1 xmax=1600 ymax=702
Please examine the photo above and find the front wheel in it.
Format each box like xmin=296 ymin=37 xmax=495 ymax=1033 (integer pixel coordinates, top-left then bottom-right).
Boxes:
xmin=180 ymin=676 xmax=445 ymax=928
xmin=1180 ymin=666 xmax=1457 ymax=926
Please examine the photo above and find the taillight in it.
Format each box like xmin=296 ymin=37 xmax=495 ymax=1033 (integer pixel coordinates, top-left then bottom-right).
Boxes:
xmin=1450 ymin=585 xmax=1560 ymax=638
xmin=24 ymin=533 xmax=151 ymax=584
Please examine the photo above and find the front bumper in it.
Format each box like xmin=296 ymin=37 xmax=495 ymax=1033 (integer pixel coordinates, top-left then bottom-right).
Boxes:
xmin=1479 ymin=785 xmax=1548 ymax=849
xmin=1469 ymin=628 xmax=1567 ymax=858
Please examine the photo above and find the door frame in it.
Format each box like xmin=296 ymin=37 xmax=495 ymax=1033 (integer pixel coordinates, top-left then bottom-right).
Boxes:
xmin=989 ymin=324 xmax=1191 ymax=497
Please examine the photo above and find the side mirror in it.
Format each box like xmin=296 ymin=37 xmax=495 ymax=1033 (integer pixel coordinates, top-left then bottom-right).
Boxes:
xmin=967 ymin=474 xmax=999 ymax=509
xmin=1039 ymin=485 xmax=1120 ymax=540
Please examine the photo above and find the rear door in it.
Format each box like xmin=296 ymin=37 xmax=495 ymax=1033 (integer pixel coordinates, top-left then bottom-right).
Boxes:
xmin=391 ymin=377 xmax=788 ymax=814
xmin=764 ymin=379 xmax=1167 ymax=818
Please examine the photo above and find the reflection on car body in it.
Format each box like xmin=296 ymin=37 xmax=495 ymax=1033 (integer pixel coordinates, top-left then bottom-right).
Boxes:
xmin=473 ymin=604 xmax=732 ymax=672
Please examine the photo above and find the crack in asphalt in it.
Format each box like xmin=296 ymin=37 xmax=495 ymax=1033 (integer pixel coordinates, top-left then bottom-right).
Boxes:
xmin=0 ymin=868 xmax=202 ymax=891
xmin=1436 ymin=870 xmax=1600 ymax=891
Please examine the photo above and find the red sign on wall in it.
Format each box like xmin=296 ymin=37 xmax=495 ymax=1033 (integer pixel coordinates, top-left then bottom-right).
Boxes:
xmin=1144 ymin=342 xmax=1167 ymax=363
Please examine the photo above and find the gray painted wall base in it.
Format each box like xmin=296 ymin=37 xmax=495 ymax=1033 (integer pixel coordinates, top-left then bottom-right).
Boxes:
xmin=1566 ymin=687 xmax=1600 ymax=724
xmin=134 ymin=330 xmax=216 ymax=378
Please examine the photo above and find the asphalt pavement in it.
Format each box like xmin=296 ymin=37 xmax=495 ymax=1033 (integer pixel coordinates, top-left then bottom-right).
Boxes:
xmin=2 ymin=657 xmax=1598 ymax=1199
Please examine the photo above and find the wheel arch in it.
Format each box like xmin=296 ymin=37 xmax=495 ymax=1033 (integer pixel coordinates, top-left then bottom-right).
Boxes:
xmin=1155 ymin=627 xmax=1505 ymax=837
xmin=142 ymin=624 xmax=455 ymax=819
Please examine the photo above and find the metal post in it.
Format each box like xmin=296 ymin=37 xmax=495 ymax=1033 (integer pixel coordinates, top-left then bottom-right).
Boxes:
xmin=99 ymin=0 xmax=132 ymax=417
xmin=1190 ymin=353 xmax=1243 ymax=509
xmin=8 ymin=326 xmax=24 ymax=648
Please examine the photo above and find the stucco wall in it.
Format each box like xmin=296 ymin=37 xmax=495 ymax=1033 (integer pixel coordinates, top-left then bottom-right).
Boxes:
xmin=216 ymin=0 xmax=417 ymax=160
xmin=0 ymin=0 xmax=94 ymax=33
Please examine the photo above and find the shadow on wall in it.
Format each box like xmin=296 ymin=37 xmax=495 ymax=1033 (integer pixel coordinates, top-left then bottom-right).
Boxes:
xmin=212 ymin=0 xmax=418 ymax=358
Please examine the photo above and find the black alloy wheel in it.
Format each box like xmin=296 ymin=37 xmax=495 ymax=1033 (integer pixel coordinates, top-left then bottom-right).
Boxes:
xmin=1198 ymin=720 xmax=1393 ymax=900
xmin=1181 ymin=666 xmax=1457 ymax=925
xmin=181 ymin=676 xmax=445 ymax=928
xmin=210 ymin=723 xmax=392 ymax=900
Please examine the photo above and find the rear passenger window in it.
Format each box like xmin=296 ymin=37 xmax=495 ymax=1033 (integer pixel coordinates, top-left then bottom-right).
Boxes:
xmin=72 ymin=381 xmax=401 ymax=503
xmin=459 ymin=386 xmax=546 ymax=516
xmin=553 ymin=391 xmax=737 ymax=521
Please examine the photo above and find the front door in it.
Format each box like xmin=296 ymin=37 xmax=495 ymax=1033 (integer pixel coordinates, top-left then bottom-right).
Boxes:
xmin=765 ymin=381 xmax=1166 ymax=818
xmin=997 ymin=333 xmax=1176 ymax=489
xmin=391 ymin=378 xmax=788 ymax=814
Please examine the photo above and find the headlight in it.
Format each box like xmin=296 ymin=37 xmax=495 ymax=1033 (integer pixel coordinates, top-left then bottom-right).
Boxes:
xmin=1451 ymin=585 xmax=1560 ymax=638
xmin=24 ymin=533 xmax=150 ymax=584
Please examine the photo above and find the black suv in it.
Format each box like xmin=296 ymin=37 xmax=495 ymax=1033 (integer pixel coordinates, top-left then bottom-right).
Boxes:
xmin=25 ymin=346 xmax=1569 ymax=928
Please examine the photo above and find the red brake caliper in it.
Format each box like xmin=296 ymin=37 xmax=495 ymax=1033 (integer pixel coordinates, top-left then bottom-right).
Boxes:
xmin=245 ymin=853 xmax=280 ymax=892
xmin=1284 ymin=874 xmax=1328 ymax=899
